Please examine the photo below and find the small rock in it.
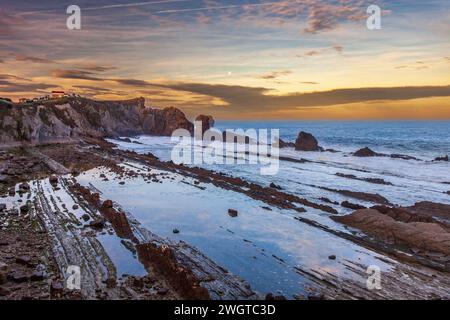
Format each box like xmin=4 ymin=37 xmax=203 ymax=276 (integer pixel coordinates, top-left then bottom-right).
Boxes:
xmin=20 ymin=205 xmax=29 ymax=214
xmin=49 ymin=175 xmax=59 ymax=184
xmin=328 ymin=255 xmax=336 ymax=260
xmin=265 ymin=293 xmax=274 ymax=300
xmin=119 ymin=181 xmax=125 ymax=185
xmin=228 ymin=209 xmax=238 ymax=217
xmin=434 ymin=155 xmax=449 ymax=162
xmin=19 ymin=183 xmax=30 ymax=191
xmin=81 ymin=214 xmax=90 ymax=222
xmin=72 ymin=205 xmax=79 ymax=210
xmin=353 ymin=147 xmax=378 ymax=157
xmin=269 ymin=183 xmax=282 ymax=190
xmin=173 ymin=229 xmax=180 ymax=234
xmin=89 ymin=217 xmax=106 ymax=229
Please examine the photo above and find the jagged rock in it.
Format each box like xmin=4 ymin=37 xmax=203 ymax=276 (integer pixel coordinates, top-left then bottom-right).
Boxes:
xmin=19 ymin=183 xmax=30 ymax=191
xmin=295 ymin=132 xmax=320 ymax=151
xmin=19 ymin=205 xmax=29 ymax=214
xmin=195 ymin=115 xmax=215 ymax=134
xmin=353 ymin=147 xmax=379 ymax=157
xmin=269 ymin=183 xmax=282 ymax=190
xmin=278 ymin=139 xmax=295 ymax=148
xmin=391 ymin=154 xmax=418 ymax=161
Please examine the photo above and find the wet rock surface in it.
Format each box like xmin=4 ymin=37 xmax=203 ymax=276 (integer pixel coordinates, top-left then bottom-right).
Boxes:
xmin=1 ymin=138 xmax=449 ymax=300
xmin=0 ymin=208 xmax=57 ymax=300
xmin=334 ymin=209 xmax=450 ymax=257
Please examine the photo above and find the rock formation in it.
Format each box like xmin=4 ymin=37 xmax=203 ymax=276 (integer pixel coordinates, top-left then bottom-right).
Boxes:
xmin=295 ymin=132 xmax=320 ymax=151
xmin=0 ymin=97 xmax=196 ymax=147
xmin=195 ymin=115 xmax=215 ymax=134
xmin=333 ymin=208 xmax=450 ymax=256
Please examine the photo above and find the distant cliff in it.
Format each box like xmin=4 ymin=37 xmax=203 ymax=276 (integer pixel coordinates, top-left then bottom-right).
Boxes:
xmin=0 ymin=97 xmax=211 ymax=147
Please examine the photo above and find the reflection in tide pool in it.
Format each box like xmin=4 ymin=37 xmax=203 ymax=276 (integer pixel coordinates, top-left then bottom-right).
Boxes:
xmin=76 ymin=166 xmax=393 ymax=298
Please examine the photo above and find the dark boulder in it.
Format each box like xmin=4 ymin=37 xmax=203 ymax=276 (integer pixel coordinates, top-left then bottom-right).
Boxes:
xmin=49 ymin=175 xmax=58 ymax=185
xmin=434 ymin=155 xmax=449 ymax=162
xmin=228 ymin=209 xmax=238 ymax=217
xmin=353 ymin=147 xmax=378 ymax=157
xmin=295 ymin=132 xmax=320 ymax=151
xmin=278 ymin=139 xmax=295 ymax=148
xmin=269 ymin=183 xmax=282 ymax=190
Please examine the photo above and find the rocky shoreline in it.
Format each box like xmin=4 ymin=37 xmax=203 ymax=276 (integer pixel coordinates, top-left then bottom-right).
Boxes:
xmin=0 ymin=137 xmax=449 ymax=300
xmin=1 ymin=98 xmax=450 ymax=300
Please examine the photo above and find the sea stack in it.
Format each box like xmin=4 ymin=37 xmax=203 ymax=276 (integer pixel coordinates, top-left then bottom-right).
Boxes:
xmin=195 ymin=115 xmax=215 ymax=134
xmin=295 ymin=132 xmax=320 ymax=151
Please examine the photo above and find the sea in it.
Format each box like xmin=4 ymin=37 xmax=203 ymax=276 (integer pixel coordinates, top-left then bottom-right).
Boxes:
xmin=81 ymin=120 xmax=450 ymax=298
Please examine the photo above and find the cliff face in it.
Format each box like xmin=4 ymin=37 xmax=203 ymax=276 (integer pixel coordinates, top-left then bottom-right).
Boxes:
xmin=0 ymin=97 xmax=196 ymax=147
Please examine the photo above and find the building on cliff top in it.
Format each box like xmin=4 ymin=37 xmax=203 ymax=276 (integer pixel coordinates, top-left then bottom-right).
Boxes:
xmin=51 ymin=91 xmax=66 ymax=99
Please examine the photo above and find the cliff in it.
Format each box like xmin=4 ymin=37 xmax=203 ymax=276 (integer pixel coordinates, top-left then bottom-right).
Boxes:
xmin=0 ymin=97 xmax=202 ymax=148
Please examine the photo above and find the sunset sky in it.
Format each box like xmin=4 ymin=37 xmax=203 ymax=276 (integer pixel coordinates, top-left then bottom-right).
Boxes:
xmin=1 ymin=0 xmax=449 ymax=119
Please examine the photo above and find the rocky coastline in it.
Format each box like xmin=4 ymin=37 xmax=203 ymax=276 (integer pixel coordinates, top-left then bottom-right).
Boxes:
xmin=1 ymin=98 xmax=450 ymax=300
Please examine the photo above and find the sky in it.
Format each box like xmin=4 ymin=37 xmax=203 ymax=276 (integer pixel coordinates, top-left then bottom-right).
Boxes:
xmin=0 ymin=0 xmax=449 ymax=120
